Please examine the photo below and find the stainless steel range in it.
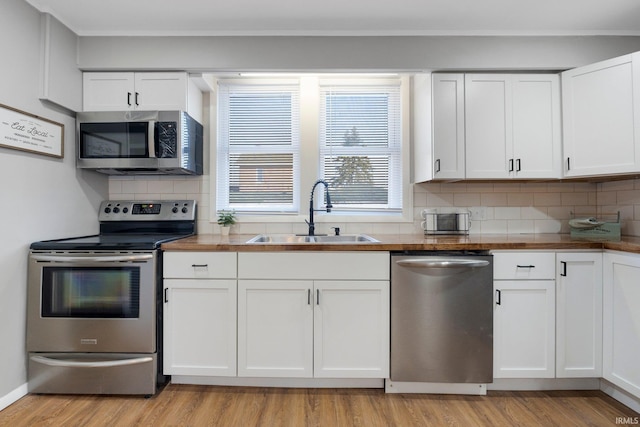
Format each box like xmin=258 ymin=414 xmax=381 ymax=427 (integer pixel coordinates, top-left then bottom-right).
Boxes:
xmin=27 ymin=200 xmax=196 ymax=396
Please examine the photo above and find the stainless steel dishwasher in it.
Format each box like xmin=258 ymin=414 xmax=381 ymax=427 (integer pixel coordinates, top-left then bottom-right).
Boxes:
xmin=390 ymin=251 xmax=493 ymax=386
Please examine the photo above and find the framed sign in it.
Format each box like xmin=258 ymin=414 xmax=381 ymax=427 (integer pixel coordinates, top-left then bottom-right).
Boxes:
xmin=0 ymin=103 xmax=64 ymax=158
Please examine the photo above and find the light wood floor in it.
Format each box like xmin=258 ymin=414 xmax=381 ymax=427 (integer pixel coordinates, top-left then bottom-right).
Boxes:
xmin=1 ymin=384 xmax=638 ymax=426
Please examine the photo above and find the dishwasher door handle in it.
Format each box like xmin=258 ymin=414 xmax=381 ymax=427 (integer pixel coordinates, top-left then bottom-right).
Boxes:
xmin=395 ymin=259 xmax=490 ymax=269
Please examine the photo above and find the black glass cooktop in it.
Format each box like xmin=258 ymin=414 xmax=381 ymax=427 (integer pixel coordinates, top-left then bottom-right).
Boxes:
xmin=30 ymin=233 xmax=192 ymax=251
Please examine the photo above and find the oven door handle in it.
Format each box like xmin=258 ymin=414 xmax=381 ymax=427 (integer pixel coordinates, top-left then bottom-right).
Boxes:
xmin=30 ymin=254 xmax=154 ymax=263
xmin=30 ymin=355 xmax=153 ymax=368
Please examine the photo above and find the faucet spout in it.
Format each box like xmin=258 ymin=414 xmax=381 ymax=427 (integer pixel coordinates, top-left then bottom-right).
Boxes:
xmin=307 ymin=180 xmax=332 ymax=236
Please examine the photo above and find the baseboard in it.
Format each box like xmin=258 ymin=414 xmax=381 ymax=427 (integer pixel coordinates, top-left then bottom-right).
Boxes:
xmin=0 ymin=383 xmax=28 ymax=412
xmin=488 ymin=378 xmax=600 ymax=391
xmin=170 ymin=376 xmax=384 ymax=388
xmin=600 ymin=379 xmax=640 ymax=414
xmin=385 ymin=381 xmax=487 ymax=395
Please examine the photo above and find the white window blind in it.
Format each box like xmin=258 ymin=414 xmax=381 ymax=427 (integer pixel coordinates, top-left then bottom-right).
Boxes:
xmin=319 ymin=82 xmax=402 ymax=212
xmin=217 ymin=82 xmax=300 ymax=213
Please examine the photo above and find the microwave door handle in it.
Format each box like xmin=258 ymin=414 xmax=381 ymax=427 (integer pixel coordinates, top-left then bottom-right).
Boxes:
xmin=148 ymin=120 xmax=157 ymax=158
xmin=30 ymin=254 xmax=154 ymax=263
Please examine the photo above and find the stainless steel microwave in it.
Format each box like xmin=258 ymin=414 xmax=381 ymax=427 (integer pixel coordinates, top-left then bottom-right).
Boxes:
xmin=76 ymin=111 xmax=203 ymax=175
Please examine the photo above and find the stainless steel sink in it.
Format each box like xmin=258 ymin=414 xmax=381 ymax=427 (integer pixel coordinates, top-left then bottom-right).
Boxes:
xmin=245 ymin=234 xmax=380 ymax=244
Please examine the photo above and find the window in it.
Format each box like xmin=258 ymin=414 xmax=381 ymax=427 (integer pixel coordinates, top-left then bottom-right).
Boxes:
xmin=217 ymin=82 xmax=300 ymax=213
xmin=319 ymin=82 xmax=402 ymax=213
xmin=215 ymin=75 xmax=410 ymax=221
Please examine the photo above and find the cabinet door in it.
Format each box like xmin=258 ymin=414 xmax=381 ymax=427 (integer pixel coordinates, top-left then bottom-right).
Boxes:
xmin=494 ymin=280 xmax=555 ymax=378
xmin=556 ymin=253 xmax=603 ymax=378
xmin=238 ymin=280 xmax=313 ymax=377
xmin=465 ymin=74 xmax=513 ymax=179
xmin=603 ymin=252 xmax=640 ymax=398
xmin=512 ymin=75 xmax=561 ymax=179
xmin=562 ymin=53 xmax=640 ymax=177
xmin=313 ymin=281 xmax=389 ymax=378
xmin=134 ymin=72 xmax=188 ymax=111
xmin=83 ymin=72 xmax=135 ymax=111
xmin=163 ymin=279 xmax=236 ymax=376
xmin=431 ymin=74 xmax=465 ymax=179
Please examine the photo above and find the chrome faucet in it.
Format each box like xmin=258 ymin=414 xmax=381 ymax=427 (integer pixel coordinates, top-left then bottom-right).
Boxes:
xmin=306 ymin=179 xmax=333 ymax=236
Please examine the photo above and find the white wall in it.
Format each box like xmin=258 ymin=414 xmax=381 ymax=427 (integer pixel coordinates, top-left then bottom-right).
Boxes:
xmin=0 ymin=0 xmax=107 ymax=407
xmin=78 ymin=35 xmax=640 ymax=72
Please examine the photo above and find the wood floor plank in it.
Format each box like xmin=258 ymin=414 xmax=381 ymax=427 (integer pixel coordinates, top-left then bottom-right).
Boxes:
xmin=1 ymin=385 xmax=638 ymax=427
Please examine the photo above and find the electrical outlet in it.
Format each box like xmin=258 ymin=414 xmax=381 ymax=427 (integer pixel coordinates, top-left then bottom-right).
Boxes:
xmin=469 ymin=206 xmax=487 ymax=221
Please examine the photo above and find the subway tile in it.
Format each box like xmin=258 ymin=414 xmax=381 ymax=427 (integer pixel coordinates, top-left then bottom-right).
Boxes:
xmin=493 ymin=183 xmax=521 ymax=192
xmin=507 ymin=220 xmax=535 ymax=234
xmin=616 ymin=189 xmax=640 ymax=205
xmin=481 ymin=193 xmax=508 ymax=206
xmin=453 ymin=193 xmax=481 ymax=207
xmin=108 ymin=179 xmax=123 ymax=194
xmin=523 ymin=183 xmax=549 ymax=193
xmin=494 ymin=207 xmax=521 ymax=220
xmin=174 ymin=179 xmax=201 ymax=194
xmin=147 ymin=180 xmax=174 ymax=194
xmin=533 ymin=192 xmax=562 ymax=207
xmin=480 ymin=220 xmax=508 ymax=234
xmin=426 ymin=193 xmax=454 ymax=207
xmin=547 ymin=182 xmax=573 ymax=192
xmin=521 ymin=207 xmax=548 ymax=220
xmin=600 ymin=179 xmax=635 ymax=191
xmin=547 ymin=206 xmax=573 ymax=220
xmin=507 ymin=192 xmax=534 ymax=206
xmin=561 ymin=192 xmax=590 ymax=206
xmin=465 ymin=183 xmax=495 ymax=193
xmin=534 ymin=220 xmax=562 ymax=234
xmin=440 ymin=183 xmax=468 ymax=193
xmin=121 ymin=179 xmax=148 ymax=194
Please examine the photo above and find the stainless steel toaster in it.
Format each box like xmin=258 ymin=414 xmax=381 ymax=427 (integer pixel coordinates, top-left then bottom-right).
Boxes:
xmin=421 ymin=209 xmax=471 ymax=235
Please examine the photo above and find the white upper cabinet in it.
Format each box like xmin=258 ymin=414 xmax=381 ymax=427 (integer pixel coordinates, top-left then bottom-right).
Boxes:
xmin=465 ymin=74 xmax=561 ymax=179
xmin=562 ymin=52 xmax=640 ymax=177
xmin=83 ymin=72 xmax=203 ymax=121
xmin=511 ymin=75 xmax=562 ymax=179
xmin=431 ymin=73 xmax=465 ymax=180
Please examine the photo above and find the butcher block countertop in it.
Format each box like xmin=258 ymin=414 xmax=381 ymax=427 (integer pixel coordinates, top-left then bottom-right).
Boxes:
xmin=162 ymin=233 xmax=640 ymax=254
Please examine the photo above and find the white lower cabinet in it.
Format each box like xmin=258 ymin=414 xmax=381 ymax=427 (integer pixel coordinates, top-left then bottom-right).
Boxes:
xmin=493 ymin=280 xmax=556 ymax=378
xmin=314 ymin=281 xmax=389 ymax=378
xmin=163 ymin=252 xmax=237 ymax=377
xmin=493 ymin=251 xmax=606 ymax=380
xmin=603 ymin=251 xmax=640 ymax=398
xmin=556 ymin=252 xmax=603 ymax=378
xmin=493 ymin=251 xmax=556 ymax=378
xmin=237 ymin=252 xmax=390 ymax=379
xmin=238 ymin=280 xmax=313 ymax=378
xmin=163 ymin=279 xmax=237 ymax=376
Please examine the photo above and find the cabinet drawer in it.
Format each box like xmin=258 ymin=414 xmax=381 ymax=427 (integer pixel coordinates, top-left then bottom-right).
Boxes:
xmin=164 ymin=252 xmax=236 ymax=279
xmin=238 ymin=252 xmax=390 ymax=280
xmin=493 ymin=251 xmax=555 ymax=280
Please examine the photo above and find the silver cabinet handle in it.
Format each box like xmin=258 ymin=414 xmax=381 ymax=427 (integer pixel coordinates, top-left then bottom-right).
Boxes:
xmin=148 ymin=120 xmax=157 ymax=158
xmin=396 ymin=259 xmax=489 ymax=269
xmin=31 ymin=254 xmax=153 ymax=263
xmin=30 ymin=355 xmax=153 ymax=368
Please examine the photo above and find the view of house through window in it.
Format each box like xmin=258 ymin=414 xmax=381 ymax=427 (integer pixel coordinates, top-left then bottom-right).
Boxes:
xmin=216 ymin=76 xmax=404 ymax=217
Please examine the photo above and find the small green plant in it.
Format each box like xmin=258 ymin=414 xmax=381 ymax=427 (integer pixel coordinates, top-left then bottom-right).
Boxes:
xmin=217 ymin=210 xmax=237 ymax=226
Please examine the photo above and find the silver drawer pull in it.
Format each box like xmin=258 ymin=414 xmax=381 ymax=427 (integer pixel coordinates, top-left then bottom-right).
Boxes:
xmin=30 ymin=355 xmax=153 ymax=368
xmin=516 ymin=265 xmax=536 ymax=268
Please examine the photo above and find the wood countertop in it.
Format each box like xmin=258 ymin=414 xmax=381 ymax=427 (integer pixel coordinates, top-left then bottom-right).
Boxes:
xmin=161 ymin=233 xmax=640 ymax=254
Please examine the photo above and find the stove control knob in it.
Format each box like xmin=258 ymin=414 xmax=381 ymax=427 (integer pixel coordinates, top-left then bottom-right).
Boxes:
xmin=113 ymin=207 xmax=120 ymax=214
xmin=122 ymin=207 xmax=129 ymax=214
xmin=104 ymin=207 xmax=111 ymax=214
xmin=172 ymin=207 xmax=179 ymax=213
xmin=182 ymin=207 xmax=188 ymax=213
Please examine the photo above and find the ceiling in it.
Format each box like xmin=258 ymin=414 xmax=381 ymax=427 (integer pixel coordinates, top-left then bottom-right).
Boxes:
xmin=24 ymin=0 xmax=640 ymax=37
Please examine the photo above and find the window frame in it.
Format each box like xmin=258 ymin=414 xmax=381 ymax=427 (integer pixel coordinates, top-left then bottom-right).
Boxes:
xmin=210 ymin=74 xmax=413 ymax=224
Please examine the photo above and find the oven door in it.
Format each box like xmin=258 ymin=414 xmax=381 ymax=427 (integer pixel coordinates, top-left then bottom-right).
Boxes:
xmin=27 ymin=251 xmax=157 ymax=353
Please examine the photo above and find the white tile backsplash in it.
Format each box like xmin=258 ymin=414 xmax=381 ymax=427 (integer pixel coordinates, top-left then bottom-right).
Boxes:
xmin=107 ymin=176 xmax=640 ymax=237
